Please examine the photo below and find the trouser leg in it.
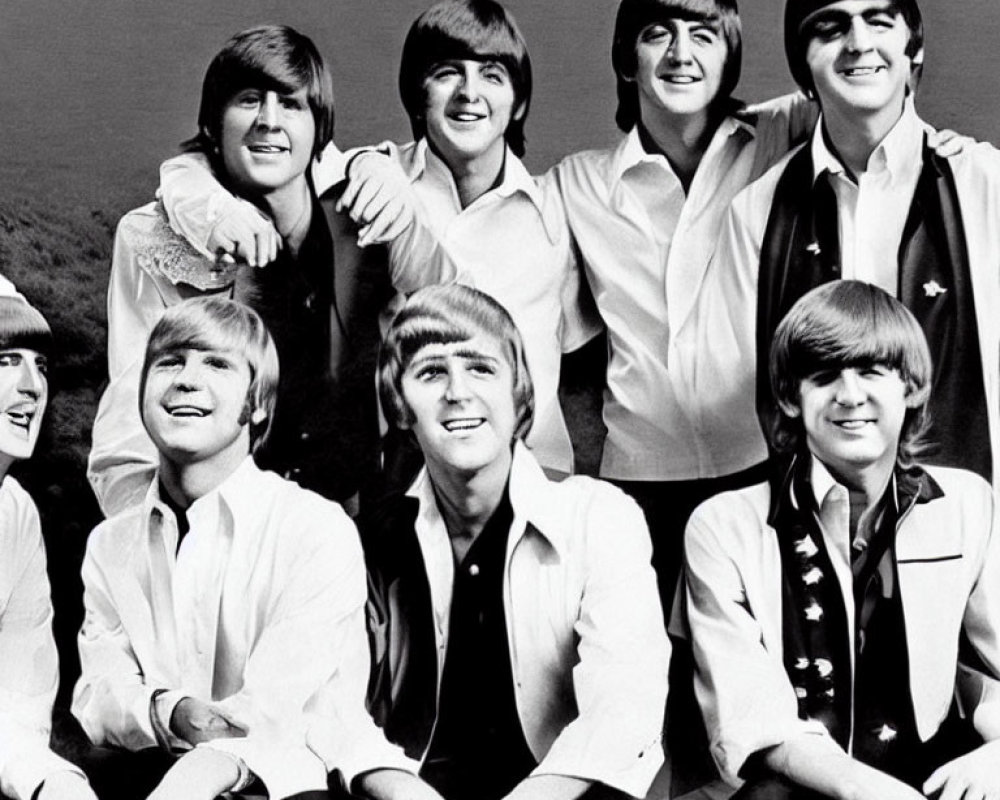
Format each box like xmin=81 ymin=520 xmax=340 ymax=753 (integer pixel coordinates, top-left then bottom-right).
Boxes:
xmin=732 ymin=776 xmax=832 ymax=800
xmin=74 ymin=747 xmax=175 ymax=800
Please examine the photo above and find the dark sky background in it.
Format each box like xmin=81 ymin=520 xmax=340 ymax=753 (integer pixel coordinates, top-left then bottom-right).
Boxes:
xmin=0 ymin=0 xmax=997 ymax=210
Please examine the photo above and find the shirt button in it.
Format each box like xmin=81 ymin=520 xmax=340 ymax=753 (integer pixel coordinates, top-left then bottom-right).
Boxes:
xmin=300 ymin=431 xmax=310 ymax=441
xmin=468 ymin=564 xmax=480 ymax=577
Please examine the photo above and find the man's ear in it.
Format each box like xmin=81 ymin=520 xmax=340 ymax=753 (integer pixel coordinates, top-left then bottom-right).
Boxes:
xmin=907 ymin=46 xmax=925 ymax=94
xmin=512 ymin=99 xmax=528 ymax=123
xmin=777 ymin=398 xmax=801 ymax=419
xmin=250 ymin=407 xmax=268 ymax=426
xmin=903 ymin=382 xmax=929 ymax=409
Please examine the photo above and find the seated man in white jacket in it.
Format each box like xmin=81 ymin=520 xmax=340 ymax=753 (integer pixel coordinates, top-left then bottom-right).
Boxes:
xmin=72 ymin=297 xmax=395 ymax=800
xmin=0 ymin=279 xmax=97 ymax=800
xmin=353 ymin=285 xmax=669 ymax=800
xmin=684 ymin=281 xmax=1000 ymax=800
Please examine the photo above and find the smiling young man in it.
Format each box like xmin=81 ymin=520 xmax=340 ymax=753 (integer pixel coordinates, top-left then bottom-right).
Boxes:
xmin=689 ymin=0 xmax=1000 ymax=495
xmin=684 ymin=281 xmax=1000 ymax=800
xmin=0 ymin=279 xmax=99 ymax=800
xmin=354 ymin=285 xmax=668 ymax=800
xmin=73 ymin=297 xmax=383 ymax=800
xmin=550 ymin=0 xmax=822 ymax=613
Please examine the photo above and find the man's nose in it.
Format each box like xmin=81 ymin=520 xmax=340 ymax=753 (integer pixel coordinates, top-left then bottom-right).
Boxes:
xmin=255 ymin=92 xmax=280 ymax=129
xmin=456 ymin=65 xmax=482 ymax=101
xmin=845 ymin=17 xmax=876 ymax=52
xmin=667 ymin=29 xmax=693 ymax=63
xmin=834 ymin=370 xmax=866 ymax=406
xmin=16 ymin=360 xmax=45 ymax=397
xmin=444 ymin=367 xmax=472 ymax=402
xmin=172 ymin=360 xmax=204 ymax=390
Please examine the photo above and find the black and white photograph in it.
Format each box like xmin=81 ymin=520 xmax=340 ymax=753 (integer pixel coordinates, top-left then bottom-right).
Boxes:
xmin=2 ymin=1 xmax=1000 ymax=799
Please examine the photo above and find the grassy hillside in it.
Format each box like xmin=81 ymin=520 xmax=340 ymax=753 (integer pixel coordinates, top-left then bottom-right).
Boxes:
xmin=0 ymin=191 xmax=122 ymax=702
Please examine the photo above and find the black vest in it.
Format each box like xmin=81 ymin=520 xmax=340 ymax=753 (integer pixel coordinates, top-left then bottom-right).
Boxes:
xmin=757 ymin=140 xmax=991 ymax=482
xmin=242 ymin=182 xmax=394 ymax=502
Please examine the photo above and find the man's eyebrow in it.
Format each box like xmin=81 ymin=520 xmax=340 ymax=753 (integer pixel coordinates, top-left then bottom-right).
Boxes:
xmin=808 ymin=4 xmax=898 ymax=25
xmin=454 ymin=348 xmax=500 ymax=362
xmin=861 ymin=5 xmax=899 ymax=20
xmin=662 ymin=8 xmax=722 ymax=25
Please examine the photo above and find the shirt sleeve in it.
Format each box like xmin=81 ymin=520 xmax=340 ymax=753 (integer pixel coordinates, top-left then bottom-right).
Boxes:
xmin=530 ymin=484 xmax=669 ymax=797
xmin=744 ymin=92 xmax=819 ymax=174
xmin=0 ymin=497 xmax=86 ymax=800
xmin=538 ymin=169 xmax=603 ymax=355
xmin=87 ymin=358 xmax=159 ymax=519
xmin=684 ymin=499 xmax=833 ymax=787
xmin=89 ymin=206 xmax=189 ymax=517
xmin=202 ymin=507 xmax=409 ymax=798
xmin=385 ymin=211 xmax=465 ymax=295
xmin=72 ymin=528 xmax=163 ymax=752
xmin=958 ymin=486 xmax=1000 ymax=740
xmin=158 ymin=152 xmax=250 ymax=260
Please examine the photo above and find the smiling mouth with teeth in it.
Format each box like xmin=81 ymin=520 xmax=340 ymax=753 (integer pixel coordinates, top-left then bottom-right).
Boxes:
xmin=4 ymin=408 xmax=35 ymax=432
xmin=247 ymin=144 xmax=288 ymax=153
xmin=661 ymin=75 xmax=699 ymax=83
xmin=841 ymin=66 xmax=886 ymax=76
xmin=166 ymin=405 xmax=210 ymax=418
xmin=832 ymin=419 xmax=874 ymax=429
xmin=442 ymin=418 xmax=485 ymax=432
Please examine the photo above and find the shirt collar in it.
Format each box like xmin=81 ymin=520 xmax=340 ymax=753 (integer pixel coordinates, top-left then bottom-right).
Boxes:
xmin=405 ymin=441 xmax=569 ymax=558
xmin=807 ymin=455 xmax=945 ymax=514
xmin=809 ymin=455 xmax=845 ymax=511
xmin=807 ymin=456 xmax=900 ymax=521
xmin=142 ymin=455 xmax=258 ymax=538
xmin=810 ymin=96 xmax=923 ymax=183
xmin=613 ymin=115 xmax=755 ymax=187
xmin=408 ymin=138 xmax=560 ymax=242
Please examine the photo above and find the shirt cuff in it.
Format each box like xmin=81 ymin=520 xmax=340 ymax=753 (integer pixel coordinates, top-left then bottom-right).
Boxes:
xmin=715 ymin=720 xmax=834 ymax=787
xmin=151 ymin=690 xmax=192 ymax=752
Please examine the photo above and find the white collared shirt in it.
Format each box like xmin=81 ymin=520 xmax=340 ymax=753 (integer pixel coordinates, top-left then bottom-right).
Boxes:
xmin=811 ymin=100 xmax=924 ymax=295
xmin=552 ymin=94 xmax=815 ymax=480
xmin=72 ymin=458 xmax=398 ymax=797
xmin=0 ymin=476 xmax=88 ymax=800
xmin=376 ymin=140 xmax=601 ymax=475
xmin=810 ymin=459 xmax=855 ymax=604
xmin=402 ymin=443 xmax=669 ymax=797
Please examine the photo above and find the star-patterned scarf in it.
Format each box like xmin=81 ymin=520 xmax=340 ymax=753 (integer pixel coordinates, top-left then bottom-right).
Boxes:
xmin=769 ymin=456 xmax=941 ymax=753
xmin=770 ymin=456 xmax=853 ymax=747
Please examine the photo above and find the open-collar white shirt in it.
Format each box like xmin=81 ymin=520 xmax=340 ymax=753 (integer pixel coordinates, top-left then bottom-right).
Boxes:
xmin=553 ymin=95 xmax=814 ymax=480
xmin=0 ymin=476 xmax=88 ymax=800
xmin=811 ymin=98 xmax=924 ymax=296
xmin=369 ymin=140 xmax=601 ymax=475
xmin=402 ymin=442 xmax=669 ymax=797
xmin=73 ymin=458 xmax=380 ymax=798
